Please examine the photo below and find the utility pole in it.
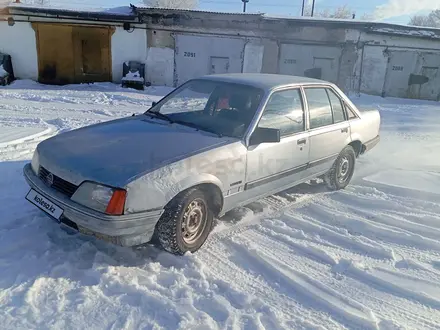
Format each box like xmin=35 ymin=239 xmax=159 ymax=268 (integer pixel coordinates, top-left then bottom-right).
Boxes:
xmin=242 ymin=0 xmax=249 ymax=13
xmin=311 ymin=0 xmax=316 ymax=17
xmin=301 ymin=0 xmax=306 ymax=16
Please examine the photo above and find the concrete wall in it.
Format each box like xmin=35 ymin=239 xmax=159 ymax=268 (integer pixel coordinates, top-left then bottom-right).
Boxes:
xmin=0 ymin=21 xmax=38 ymax=80
xmin=145 ymin=30 xmax=174 ymax=86
xmin=359 ymin=45 xmax=388 ymax=96
xmin=261 ymin=39 xmax=279 ymax=74
xmin=111 ymin=26 xmax=147 ymax=83
xmin=3 ymin=10 xmax=440 ymax=101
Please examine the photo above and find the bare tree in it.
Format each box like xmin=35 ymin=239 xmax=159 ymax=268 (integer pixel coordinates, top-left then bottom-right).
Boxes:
xmin=409 ymin=10 xmax=440 ymax=28
xmin=143 ymin=0 xmax=198 ymax=9
xmin=319 ymin=5 xmax=353 ymax=19
xmin=303 ymin=4 xmax=355 ymax=19
xmin=21 ymin=0 xmax=50 ymax=5
xmin=359 ymin=13 xmax=374 ymax=21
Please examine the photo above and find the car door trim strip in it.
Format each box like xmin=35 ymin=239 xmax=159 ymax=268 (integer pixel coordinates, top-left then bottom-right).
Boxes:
xmin=244 ymin=153 xmax=338 ymax=191
xmin=244 ymin=163 xmax=308 ymax=191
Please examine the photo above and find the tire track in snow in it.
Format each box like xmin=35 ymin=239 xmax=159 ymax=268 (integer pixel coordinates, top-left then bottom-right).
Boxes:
xmin=347 ymin=184 xmax=440 ymax=216
xmin=226 ymin=237 xmax=380 ymax=330
xmin=209 ymin=183 xmax=327 ymax=245
xmin=243 ymin=227 xmax=440 ymax=329
xmin=328 ymin=191 xmax=440 ymax=242
xmin=199 ymin=244 xmax=335 ymax=330
xmin=333 ymin=260 xmax=440 ymax=310
xmin=282 ymin=212 xmax=395 ymax=260
xmin=256 ymin=223 xmax=338 ymax=266
xmin=300 ymin=197 xmax=440 ymax=253
xmin=334 ymin=188 xmax=440 ymax=229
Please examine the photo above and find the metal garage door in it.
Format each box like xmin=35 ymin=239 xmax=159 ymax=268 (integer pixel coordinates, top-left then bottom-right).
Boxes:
xmin=279 ymin=44 xmax=342 ymax=83
xmin=383 ymin=50 xmax=417 ymax=98
xmin=416 ymin=53 xmax=440 ymax=101
xmin=174 ymin=34 xmax=245 ymax=86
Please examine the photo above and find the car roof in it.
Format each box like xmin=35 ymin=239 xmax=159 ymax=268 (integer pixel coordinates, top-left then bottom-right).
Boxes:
xmin=197 ymin=73 xmax=329 ymax=90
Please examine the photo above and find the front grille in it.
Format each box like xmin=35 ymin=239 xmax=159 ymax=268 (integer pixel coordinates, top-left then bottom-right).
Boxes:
xmin=38 ymin=166 xmax=78 ymax=198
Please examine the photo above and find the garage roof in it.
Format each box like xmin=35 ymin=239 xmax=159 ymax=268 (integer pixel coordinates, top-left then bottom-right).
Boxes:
xmin=6 ymin=4 xmax=138 ymax=22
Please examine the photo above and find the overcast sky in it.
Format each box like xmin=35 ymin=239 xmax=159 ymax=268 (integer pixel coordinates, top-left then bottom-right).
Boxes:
xmin=13 ymin=0 xmax=440 ymax=25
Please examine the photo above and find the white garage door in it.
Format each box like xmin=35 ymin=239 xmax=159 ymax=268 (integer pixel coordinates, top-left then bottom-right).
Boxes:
xmin=174 ymin=34 xmax=246 ymax=86
xmin=416 ymin=53 xmax=440 ymax=101
xmin=279 ymin=44 xmax=342 ymax=83
xmin=383 ymin=50 xmax=417 ymax=98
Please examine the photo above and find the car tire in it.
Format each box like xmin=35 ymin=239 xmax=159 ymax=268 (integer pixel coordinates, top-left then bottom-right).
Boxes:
xmin=324 ymin=145 xmax=356 ymax=191
xmin=155 ymin=188 xmax=214 ymax=255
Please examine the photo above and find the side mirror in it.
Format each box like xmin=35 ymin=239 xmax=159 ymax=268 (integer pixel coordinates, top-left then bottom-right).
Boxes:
xmin=249 ymin=127 xmax=280 ymax=146
xmin=151 ymin=101 xmax=157 ymax=107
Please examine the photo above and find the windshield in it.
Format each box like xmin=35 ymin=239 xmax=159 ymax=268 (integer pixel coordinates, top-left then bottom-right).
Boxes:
xmin=146 ymin=79 xmax=264 ymax=138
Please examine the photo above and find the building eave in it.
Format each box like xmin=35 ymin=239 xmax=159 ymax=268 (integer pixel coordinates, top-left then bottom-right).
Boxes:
xmin=7 ymin=5 xmax=139 ymax=23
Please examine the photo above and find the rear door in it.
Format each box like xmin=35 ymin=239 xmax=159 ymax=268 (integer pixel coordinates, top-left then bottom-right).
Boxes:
xmin=304 ymin=86 xmax=351 ymax=175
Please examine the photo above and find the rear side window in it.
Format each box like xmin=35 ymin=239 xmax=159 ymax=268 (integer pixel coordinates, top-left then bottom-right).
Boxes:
xmin=346 ymin=105 xmax=358 ymax=119
xmin=326 ymin=89 xmax=345 ymax=123
xmin=304 ymin=88 xmax=333 ymax=129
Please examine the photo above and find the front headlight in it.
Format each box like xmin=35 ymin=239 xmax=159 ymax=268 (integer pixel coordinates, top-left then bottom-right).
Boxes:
xmin=71 ymin=182 xmax=126 ymax=215
xmin=31 ymin=150 xmax=40 ymax=175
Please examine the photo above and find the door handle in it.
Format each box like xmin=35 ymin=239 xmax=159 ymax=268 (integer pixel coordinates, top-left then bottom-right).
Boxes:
xmin=297 ymin=138 xmax=307 ymax=145
xmin=341 ymin=127 xmax=349 ymax=133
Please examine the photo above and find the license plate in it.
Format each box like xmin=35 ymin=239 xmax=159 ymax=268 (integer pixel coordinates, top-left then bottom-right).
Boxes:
xmin=26 ymin=189 xmax=64 ymax=221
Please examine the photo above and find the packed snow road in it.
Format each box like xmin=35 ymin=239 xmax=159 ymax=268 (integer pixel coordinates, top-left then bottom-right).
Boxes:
xmin=1 ymin=80 xmax=440 ymax=330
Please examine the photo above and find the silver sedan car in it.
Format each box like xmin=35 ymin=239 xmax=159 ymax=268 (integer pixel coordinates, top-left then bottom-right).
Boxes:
xmin=23 ymin=73 xmax=381 ymax=255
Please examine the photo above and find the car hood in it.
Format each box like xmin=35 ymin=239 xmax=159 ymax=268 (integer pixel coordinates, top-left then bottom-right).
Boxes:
xmin=36 ymin=115 xmax=236 ymax=187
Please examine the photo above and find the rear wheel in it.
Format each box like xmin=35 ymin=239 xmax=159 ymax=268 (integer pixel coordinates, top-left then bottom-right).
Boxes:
xmin=155 ymin=188 xmax=214 ymax=255
xmin=324 ymin=145 xmax=356 ymax=191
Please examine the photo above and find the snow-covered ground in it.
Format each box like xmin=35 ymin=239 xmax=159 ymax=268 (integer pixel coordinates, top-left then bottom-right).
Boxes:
xmin=1 ymin=80 xmax=440 ymax=330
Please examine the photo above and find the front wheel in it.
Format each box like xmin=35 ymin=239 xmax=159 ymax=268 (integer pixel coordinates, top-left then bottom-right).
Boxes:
xmin=324 ymin=145 xmax=356 ymax=191
xmin=155 ymin=188 xmax=214 ymax=255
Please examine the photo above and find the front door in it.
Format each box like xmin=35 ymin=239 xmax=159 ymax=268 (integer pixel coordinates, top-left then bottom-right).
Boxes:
xmin=304 ymin=87 xmax=351 ymax=175
xmin=244 ymin=88 xmax=310 ymax=196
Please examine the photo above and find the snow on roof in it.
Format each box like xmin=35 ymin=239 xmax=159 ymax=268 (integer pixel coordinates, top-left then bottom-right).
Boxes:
xmin=370 ymin=26 xmax=440 ymax=38
xmin=264 ymin=14 xmax=364 ymax=23
xmin=6 ymin=3 xmax=440 ymax=38
xmin=132 ymin=5 xmax=263 ymax=16
xmin=264 ymin=13 xmax=440 ymax=31
xmin=7 ymin=3 xmax=136 ymax=20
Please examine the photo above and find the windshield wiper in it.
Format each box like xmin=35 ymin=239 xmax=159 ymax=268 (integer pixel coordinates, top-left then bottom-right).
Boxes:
xmin=144 ymin=110 xmax=174 ymax=123
xmin=173 ymin=120 xmax=223 ymax=138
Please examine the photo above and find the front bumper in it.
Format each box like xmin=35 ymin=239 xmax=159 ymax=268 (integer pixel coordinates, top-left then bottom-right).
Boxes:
xmin=23 ymin=163 xmax=163 ymax=247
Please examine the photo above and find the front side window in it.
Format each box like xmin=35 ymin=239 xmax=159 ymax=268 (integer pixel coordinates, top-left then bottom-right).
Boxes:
xmin=304 ymin=88 xmax=333 ymax=129
xmin=147 ymin=79 xmax=264 ymax=138
xmin=257 ymin=89 xmax=305 ymax=136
